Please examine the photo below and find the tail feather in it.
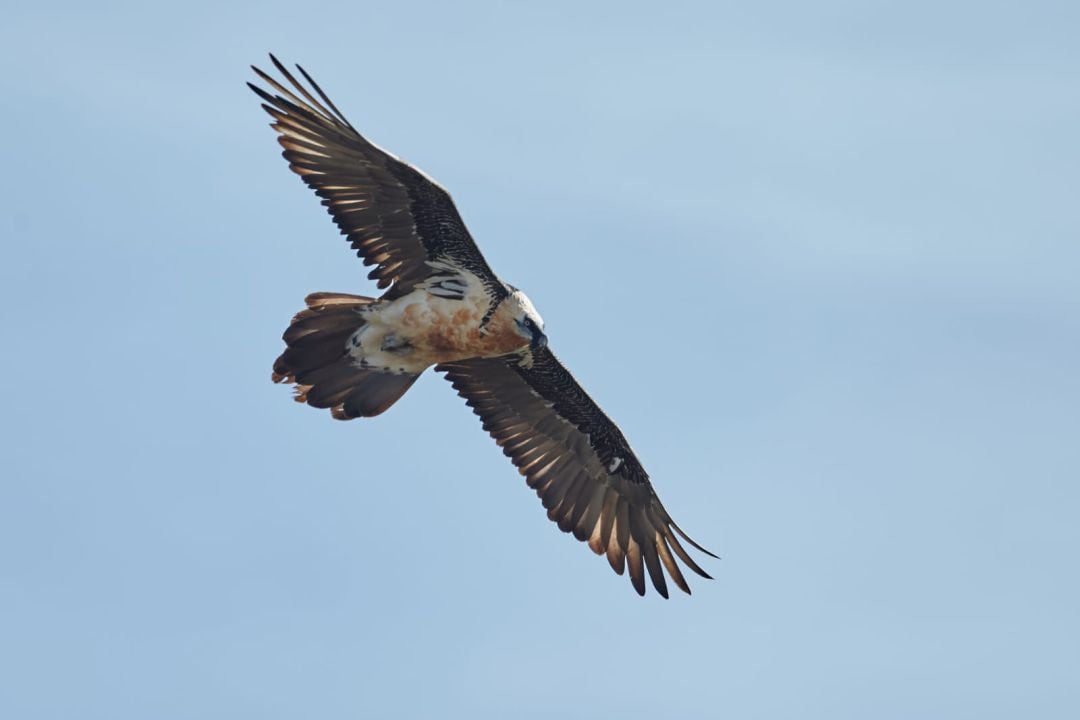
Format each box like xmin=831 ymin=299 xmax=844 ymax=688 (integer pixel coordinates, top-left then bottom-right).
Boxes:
xmin=278 ymin=342 xmax=349 ymax=378
xmin=279 ymin=293 xmax=376 ymax=354
xmin=273 ymin=292 xmax=419 ymax=419
xmin=334 ymin=372 xmax=420 ymax=419
xmin=302 ymin=359 xmax=367 ymax=406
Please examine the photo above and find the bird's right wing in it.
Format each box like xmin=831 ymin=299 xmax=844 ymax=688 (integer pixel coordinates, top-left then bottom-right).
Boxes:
xmin=249 ymin=55 xmax=502 ymax=299
xmin=438 ymin=347 xmax=714 ymax=597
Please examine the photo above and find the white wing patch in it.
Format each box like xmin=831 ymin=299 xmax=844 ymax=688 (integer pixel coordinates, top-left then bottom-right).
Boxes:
xmin=607 ymin=456 xmax=624 ymax=473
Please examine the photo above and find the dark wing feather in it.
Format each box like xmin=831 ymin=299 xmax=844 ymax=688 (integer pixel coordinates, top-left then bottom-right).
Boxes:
xmin=249 ymin=55 xmax=500 ymax=298
xmin=438 ymin=347 xmax=715 ymax=597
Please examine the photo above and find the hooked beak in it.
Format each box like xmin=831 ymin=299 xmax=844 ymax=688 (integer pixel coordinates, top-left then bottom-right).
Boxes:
xmin=516 ymin=318 xmax=548 ymax=349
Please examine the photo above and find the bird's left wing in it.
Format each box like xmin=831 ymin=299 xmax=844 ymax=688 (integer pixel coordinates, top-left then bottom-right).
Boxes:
xmin=438 ymin=347 xmax=714 ymax=597
xmin=248 ymin=55 xmax=501 ymax=299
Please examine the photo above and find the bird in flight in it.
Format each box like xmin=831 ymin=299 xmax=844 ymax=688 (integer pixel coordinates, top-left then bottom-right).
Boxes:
xmin=249 ymin=55 xmax=714 ymax=596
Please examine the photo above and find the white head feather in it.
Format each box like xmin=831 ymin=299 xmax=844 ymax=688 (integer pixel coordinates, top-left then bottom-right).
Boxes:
xmin=510 ymin=288 xmax=544 ymax=330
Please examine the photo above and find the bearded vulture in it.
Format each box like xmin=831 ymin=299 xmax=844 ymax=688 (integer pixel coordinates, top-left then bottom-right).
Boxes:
xmin=249 ymin=55 xmax=715 ymax=597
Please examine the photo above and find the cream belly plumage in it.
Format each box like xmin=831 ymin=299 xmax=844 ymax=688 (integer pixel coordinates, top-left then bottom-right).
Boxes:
xmin=251 ymin=55 xmax=714 ymax=597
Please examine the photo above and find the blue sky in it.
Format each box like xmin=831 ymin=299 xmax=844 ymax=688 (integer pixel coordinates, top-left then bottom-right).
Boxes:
xmin=1 ymin=1 xmax=1078 ymax=718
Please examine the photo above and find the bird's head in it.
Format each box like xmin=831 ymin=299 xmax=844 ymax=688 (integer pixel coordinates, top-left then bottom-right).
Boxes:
xmin=507 ymin=286 xmax=547 ymax=349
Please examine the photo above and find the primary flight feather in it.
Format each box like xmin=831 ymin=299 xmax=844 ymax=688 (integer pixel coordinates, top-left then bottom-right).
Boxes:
xmin=249 ymin=55 xmax=714 ymax=596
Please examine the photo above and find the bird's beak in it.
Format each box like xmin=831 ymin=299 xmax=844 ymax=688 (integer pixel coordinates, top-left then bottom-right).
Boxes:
xmin=516 ymin=318 xmax=547 ymax=349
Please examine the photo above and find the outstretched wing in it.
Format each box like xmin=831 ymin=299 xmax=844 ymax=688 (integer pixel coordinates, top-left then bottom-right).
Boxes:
xmin=248 ymin=55 xmax=500 ymax=299
xmin=438 ymin=347 xmax=715 ymax=597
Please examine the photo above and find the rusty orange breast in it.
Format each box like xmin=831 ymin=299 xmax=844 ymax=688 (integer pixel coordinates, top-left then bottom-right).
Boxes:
xmin=399 ymin=296 xmax=527 ymax=363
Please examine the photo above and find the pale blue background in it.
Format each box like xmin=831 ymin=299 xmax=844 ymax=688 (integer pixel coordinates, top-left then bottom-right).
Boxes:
xmin=2 ymin=1 xmax=1078 ymax=718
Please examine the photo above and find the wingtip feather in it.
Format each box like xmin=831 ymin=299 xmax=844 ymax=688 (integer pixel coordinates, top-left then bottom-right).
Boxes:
xmin=671 ymin=521 xmax=719 ymax=559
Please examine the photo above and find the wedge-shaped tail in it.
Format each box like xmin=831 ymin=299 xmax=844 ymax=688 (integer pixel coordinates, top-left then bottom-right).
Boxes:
xmin=273 ymin=292 xmax=419 ymax=419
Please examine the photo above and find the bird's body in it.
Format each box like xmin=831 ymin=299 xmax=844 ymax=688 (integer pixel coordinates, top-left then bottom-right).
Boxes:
xmin=355 ymin=274 xmax=539 ymax=373
xmin=251 ymin=55 xmax=714 ymax=596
